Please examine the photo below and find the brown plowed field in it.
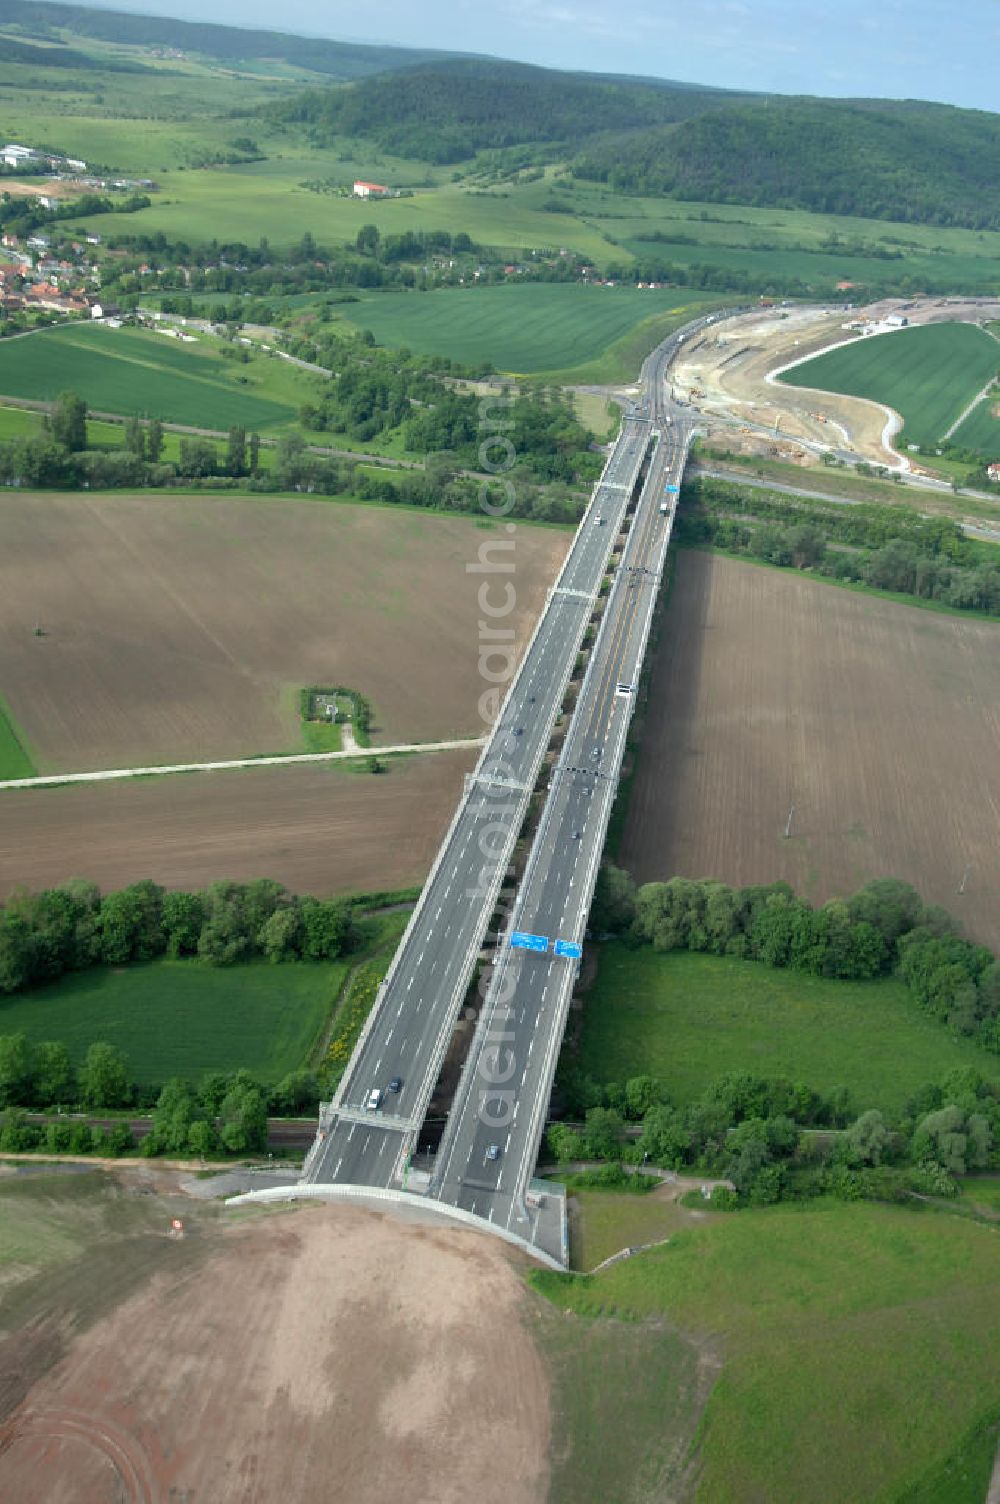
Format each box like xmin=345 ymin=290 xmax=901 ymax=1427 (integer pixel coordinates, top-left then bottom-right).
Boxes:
xmin=0 ymin=493 xmax=567 ymax=772
xmin=622 ymin=552 xmax=1000 ymax=951
xmin=0 ymin=1173 xmax=550 ymax=1504
xmin=0 ymin=749 xmax=477 ymax=899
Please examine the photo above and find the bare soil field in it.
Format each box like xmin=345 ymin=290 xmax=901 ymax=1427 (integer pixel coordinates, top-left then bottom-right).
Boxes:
xmin=622 ymin=552 xmax=1000 ymax=951
xmin=676 ymin=308 xmax=900 ymax=463
xmin=0 ymin=493 xmax=567 ymax=772
xmin=0 ymin=1168 xmax=549 ymax=1504
xmin=676 ymin=299 xmax=1000 ymax=471
xmin=0 ymin=749 xmax=477 ymax=899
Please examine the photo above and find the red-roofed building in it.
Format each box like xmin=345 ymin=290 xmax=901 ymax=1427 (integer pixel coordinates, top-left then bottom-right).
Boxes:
xmin=353 ymin=180 xmax=389 ymax=198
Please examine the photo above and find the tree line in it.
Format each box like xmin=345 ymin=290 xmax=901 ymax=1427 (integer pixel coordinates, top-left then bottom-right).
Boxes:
xmin=0 ymin=877 xmax=359 ymax=996
xmin=0 ymin=385 xmax=600 ymax=512
xmin=0 ymin=1043 xmax=321 ymax=1158
xmin=548 ymin=1062 xmax=997 ymax=1210
xmin=679 ymin=477 xmax=1000 ymax=615
xmin=549 ymin=868 xmax=1000 ymax=1205
xmin=591 ymin=869 xmax=1000 ymax=1053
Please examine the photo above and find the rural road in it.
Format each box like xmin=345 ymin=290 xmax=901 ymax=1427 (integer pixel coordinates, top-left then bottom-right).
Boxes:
xmin=0 ymin=737 xmax=485 ymax=792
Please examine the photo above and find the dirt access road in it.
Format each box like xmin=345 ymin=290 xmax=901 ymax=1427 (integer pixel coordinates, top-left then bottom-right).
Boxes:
xmin=0 ymin=1172 xmax=550 ymax=1504
xmin=0 ymin=492 xmax=567 ymax=773
xmin=672 ymin=298 xmax=1000 ymax=471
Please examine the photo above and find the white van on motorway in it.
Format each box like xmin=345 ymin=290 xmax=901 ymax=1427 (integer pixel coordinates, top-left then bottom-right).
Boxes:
xmin=365 ymin=1088 xmax=383 ymax=1111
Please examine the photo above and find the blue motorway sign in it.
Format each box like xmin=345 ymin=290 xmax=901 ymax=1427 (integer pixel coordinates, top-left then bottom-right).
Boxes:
xmin=511 ymin=931 xmax=550 ymax=953
xmin=554 ymin=939 xmax=583 ymax=960
xmin=665 ymin=483 xmax=680 ymax=494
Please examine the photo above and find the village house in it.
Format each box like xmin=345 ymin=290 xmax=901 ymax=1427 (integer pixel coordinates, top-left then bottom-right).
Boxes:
xmin=352 ymin=180 xmax=389 ymax=198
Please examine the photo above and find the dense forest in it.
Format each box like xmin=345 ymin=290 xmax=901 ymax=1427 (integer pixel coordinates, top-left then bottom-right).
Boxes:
xmin=572 ymin=97 xmax=1000 ymax=229
xmin=271 ymin=57 xmax=998 ymax=229
xmin=0 ymin=0 xmax=450 ymax=77
xmin=267 ymin=59 xmax=741 ymax=163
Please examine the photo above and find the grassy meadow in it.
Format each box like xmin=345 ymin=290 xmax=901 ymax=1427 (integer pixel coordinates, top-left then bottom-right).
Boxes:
xmin=534 ymin=1199 xmax=1000 ymax=1503
xmin=0 ymin=694 xmax=36 ymax=780
xmin=578 ymin=946 xmax=1000 ymax=1113
xmin=952 ymin=392 xmax=1000 ymax=458
xmin=0 ymin=324 xmax=312 ymax=431
xmin=0 ymin=958 xmax=347 ymax=1087
xmin=781 ymin=322 xmax=1000 ymax=452
xmin=343 ymin=284 xmax=721 ymax=377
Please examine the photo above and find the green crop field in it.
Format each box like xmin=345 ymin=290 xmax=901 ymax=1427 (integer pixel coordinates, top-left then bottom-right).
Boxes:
xmin=578 ymin=946 xmax=999 ymax=1113
xmin=781 ymin=322 xmax=1000 ymax=451
xmin=534 ymin=1200 xmax=1000 ymax=1503
xmin=341 ymin=284 xmax=719 ymax=377
xmin=0 ymin=694 xmax=35 ymax=780
xmin=952 ymin=393 xmax=1000 ymax=458
xmin=0 ymin=324 xmax=309 ymax=431
xmin=0 ymin=958 xmax=347 ymax=1086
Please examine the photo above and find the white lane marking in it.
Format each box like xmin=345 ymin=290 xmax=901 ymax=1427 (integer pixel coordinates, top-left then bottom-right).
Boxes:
xmin=385 ymin=1027 xmax=394 ymax=1043
xmin=489 ymin=1207 xmax=495 ymax=1222
xmin=347 ymin=1123 xmax=356 ymax=1142
xmin=334 ymin=1156 xmax=343 ymax=1177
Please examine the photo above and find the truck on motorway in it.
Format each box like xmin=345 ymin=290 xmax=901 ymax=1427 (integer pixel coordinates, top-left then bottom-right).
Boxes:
xmin=659 ymin=501 xmax=669 ymax=515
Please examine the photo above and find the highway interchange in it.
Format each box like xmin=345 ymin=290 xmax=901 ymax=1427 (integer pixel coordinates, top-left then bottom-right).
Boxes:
xmin=304 ymin=315 xmax=714 ymax=1258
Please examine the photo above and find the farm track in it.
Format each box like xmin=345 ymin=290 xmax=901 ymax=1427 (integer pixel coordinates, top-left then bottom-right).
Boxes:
xmin=0 ymin=492 xmax=568 ymax=772
xmin=0 ymin=735 xmax=484 ymax=791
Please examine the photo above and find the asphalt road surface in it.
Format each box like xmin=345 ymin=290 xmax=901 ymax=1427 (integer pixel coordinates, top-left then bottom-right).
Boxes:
xmin=305 ymin=313 xmax=718 ymax=1251
xmin=305 ymin=412 xmax=652 ymax=1186
xmin=431 ymin=339 xmax=697 ymax=1240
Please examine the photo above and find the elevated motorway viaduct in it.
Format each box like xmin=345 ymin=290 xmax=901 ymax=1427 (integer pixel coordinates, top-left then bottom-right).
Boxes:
xmin=293 ymin=315 xmax=717 ymax=1260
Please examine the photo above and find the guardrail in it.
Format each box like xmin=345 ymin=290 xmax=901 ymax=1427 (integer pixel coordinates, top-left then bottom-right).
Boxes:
xmin=225 ymin=1181 xmax=565 ymax=1270
xmin=317 ymin=420 xmax=651 ymax=1142
xmin=510 ymin=431 xmax=690 ymax=1207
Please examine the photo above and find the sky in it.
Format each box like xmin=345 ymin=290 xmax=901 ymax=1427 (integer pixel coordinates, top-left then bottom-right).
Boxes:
xmin=100 ymin=0 xmax=1000 ymax=111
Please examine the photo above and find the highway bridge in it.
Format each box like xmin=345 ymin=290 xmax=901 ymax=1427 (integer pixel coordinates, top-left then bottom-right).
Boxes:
xmin=293 ymin=316 xmax=713 ymax=1261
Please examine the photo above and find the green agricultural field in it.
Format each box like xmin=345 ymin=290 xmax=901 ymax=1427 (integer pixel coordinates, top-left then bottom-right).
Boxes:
xmin=0 ymin=958 xmax=348 ymax=1087
xmin=342 ymin=284 xmax=719 ymax=377
xmin=952 ymin=392 xmax=1000 ymax=459
xmin=0 ymin=694 xmax=35 ymax=780
xmin=578 ymin=946 xmax=999 ymax=1113
xmin=781 ymin=322 xmax=1000 ymax=452
xmin=534 ymin=1200 xmax=1000 ymax=1503
xmin=0 ymin=324 xmax=309 ymax=431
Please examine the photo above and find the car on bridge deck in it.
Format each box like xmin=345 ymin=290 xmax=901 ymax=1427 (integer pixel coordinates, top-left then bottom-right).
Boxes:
xmin=365 ymin=1088 xmax=383 ymax=1111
